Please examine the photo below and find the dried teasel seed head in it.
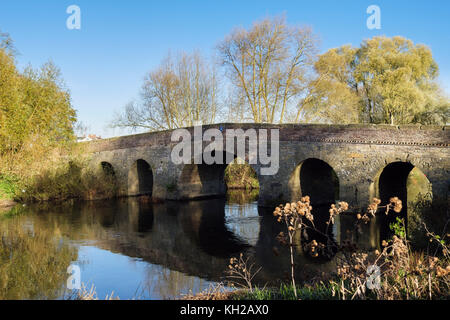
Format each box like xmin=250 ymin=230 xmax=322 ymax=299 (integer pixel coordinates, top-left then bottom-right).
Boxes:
xmin=436 ymin=266 xmax=446 ymax=277
xmin=340 ymin=201 xmax=349 ymax=211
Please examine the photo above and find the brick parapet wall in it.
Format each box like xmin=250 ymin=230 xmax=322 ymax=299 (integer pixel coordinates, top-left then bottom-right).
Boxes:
xmin=85 ymin=123 xmax=450 ymax=152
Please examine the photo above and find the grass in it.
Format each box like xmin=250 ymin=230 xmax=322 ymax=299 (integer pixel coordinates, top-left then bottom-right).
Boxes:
xmin=0 ymin=139 xmax=118 ymax=203
xmin=15 ymin=160 xmax=118 ymax=202
xmin=0 ymin=174 xmax=18 ymax=200
xmin=234 ymin=283 xmax=338 ymax=300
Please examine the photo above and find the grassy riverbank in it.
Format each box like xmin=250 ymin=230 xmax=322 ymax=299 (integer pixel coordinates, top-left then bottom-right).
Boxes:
xmin=186 ymin=257 xmax=450 ymax=300
xmin=0 ymin=42 xmax=118 ymax=205
xmin=181 ymin=283 xmax=338 ymax=300
xmin=0 ymin=143 xmax=117 ymax=204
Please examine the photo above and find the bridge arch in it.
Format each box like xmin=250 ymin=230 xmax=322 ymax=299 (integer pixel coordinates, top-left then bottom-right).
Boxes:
xmin=289 ymin=158 xmax=340 ymax=206
xmin=100 ymin=161 xmax=116 ymax=177
xmin=177 ymin=151 xmax=260 ymax=200
xmin=128 ymin=159 xmax=154 ymax=196
xmin=372 ymin=161 xmax=432 ymax=242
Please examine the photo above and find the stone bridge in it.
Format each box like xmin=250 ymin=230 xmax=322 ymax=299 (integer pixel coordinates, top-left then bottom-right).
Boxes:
xmin=86 ymin=123 xmax=449 ymax=211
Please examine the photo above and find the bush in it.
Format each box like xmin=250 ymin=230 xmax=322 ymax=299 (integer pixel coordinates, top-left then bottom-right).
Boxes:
xmin=224 ymin=159 xmax=259 ymax=190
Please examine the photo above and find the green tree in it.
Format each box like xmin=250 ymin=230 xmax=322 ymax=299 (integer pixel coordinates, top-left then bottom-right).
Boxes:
xmin=20 ymin=61 xmax=76 ymax=145
xmin=0 ymin=48 xmax=22 ymax=152
xmin=0 ymin=47 xmax=76 ymax=154
xmin=308 ymin=36 xmax=449 ymax=125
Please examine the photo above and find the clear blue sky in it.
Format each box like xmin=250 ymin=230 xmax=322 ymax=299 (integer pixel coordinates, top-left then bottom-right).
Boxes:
xmin=1 ymin=0 xmax=449 ymax=137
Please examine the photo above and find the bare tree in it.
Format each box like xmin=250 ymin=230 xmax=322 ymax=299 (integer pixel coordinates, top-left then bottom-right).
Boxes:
xmin=0 ymin=29 xmax=16 ymax=55
xmin=217 ymin=15 xmax=318 ymax=124
xmin=113 ymin=51 xmax=220 ymax=131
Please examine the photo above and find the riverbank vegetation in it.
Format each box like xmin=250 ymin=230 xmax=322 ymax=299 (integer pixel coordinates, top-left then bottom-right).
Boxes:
xmin=224 ymin=159 xmax=259 ymax=190
xmin=0 ymin=32 xmax=117 ymax=205
xmin=186 ymin=196 xmax=449 ymax=300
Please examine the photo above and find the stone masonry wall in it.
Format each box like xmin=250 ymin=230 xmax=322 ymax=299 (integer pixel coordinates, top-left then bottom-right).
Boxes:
xmin=86 ymin=123 xmax=449 ymax=209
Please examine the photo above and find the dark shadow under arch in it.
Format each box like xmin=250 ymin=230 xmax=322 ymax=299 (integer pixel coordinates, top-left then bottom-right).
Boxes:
xmin=128 ymin=159 xmax=153 ymax=196
xmin=299 ymin=158 xmax=339 ymax=206
xmin=288 ymin=158 xmax=340 ymax=260
xmin=101 ymin=161 xmax=116 ymax=177
xmin=178 ymin=151 xmax=259 ymax=200
xmin=378 ymin=162 xmax=417 ymax=242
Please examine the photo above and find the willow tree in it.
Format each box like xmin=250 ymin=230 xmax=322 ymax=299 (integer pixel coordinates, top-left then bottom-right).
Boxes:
xmin=0 ymin=49 xmax=21 ymax=152
xmin=218 ymin=16 xmax=318 ymax=124
xmin=308 ymin=36 xmax=448 ymax=125
xmin=0 ymin=48 xmax=75 ymax=154
xmin=113 ymin=51 xmax=219 ymax=131
xmin=0 ymin=29 xmax=15 ymax=54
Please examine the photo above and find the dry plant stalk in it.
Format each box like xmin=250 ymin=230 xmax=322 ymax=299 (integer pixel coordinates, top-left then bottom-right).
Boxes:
xmin=181 ymin=283 xmax=232 ymax=300
xmin=335 ymin=198 xmax=449 ymax=300
xmin=226 ymin=253 xmax=262 ymax=293
xmin=273 ymin=196 xmax=349 ymax=299
xmin=71 ymin=283 xmax=118 ymax=300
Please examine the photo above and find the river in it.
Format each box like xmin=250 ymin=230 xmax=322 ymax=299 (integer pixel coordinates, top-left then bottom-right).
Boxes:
xmin=0 ymin=190 xmax=377 ymax=300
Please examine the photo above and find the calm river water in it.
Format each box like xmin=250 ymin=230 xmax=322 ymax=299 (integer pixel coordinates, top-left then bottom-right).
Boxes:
xmin=0 ymin=191 xmax=377 ymax=300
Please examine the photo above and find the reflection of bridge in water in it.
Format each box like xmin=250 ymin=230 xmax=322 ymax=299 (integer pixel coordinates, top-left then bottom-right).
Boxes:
xmin=22 ymin=197 xmax=373 ymax=286
xmin=88 ymin=124 xmax=449 ymax=243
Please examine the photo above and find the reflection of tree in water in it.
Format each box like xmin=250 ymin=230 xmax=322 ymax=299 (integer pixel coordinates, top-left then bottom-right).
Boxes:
xmin=0 ymin=217 xmax=77 ymax=299
xmin=224 ymin=190 xmax=261 ymax=247
xmin=226 ymin=189 xmax=259 ymax=204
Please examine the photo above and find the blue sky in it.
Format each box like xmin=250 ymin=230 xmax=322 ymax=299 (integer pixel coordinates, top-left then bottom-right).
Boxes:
xmin=1 ymin=0 xmax=449 ymax=137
